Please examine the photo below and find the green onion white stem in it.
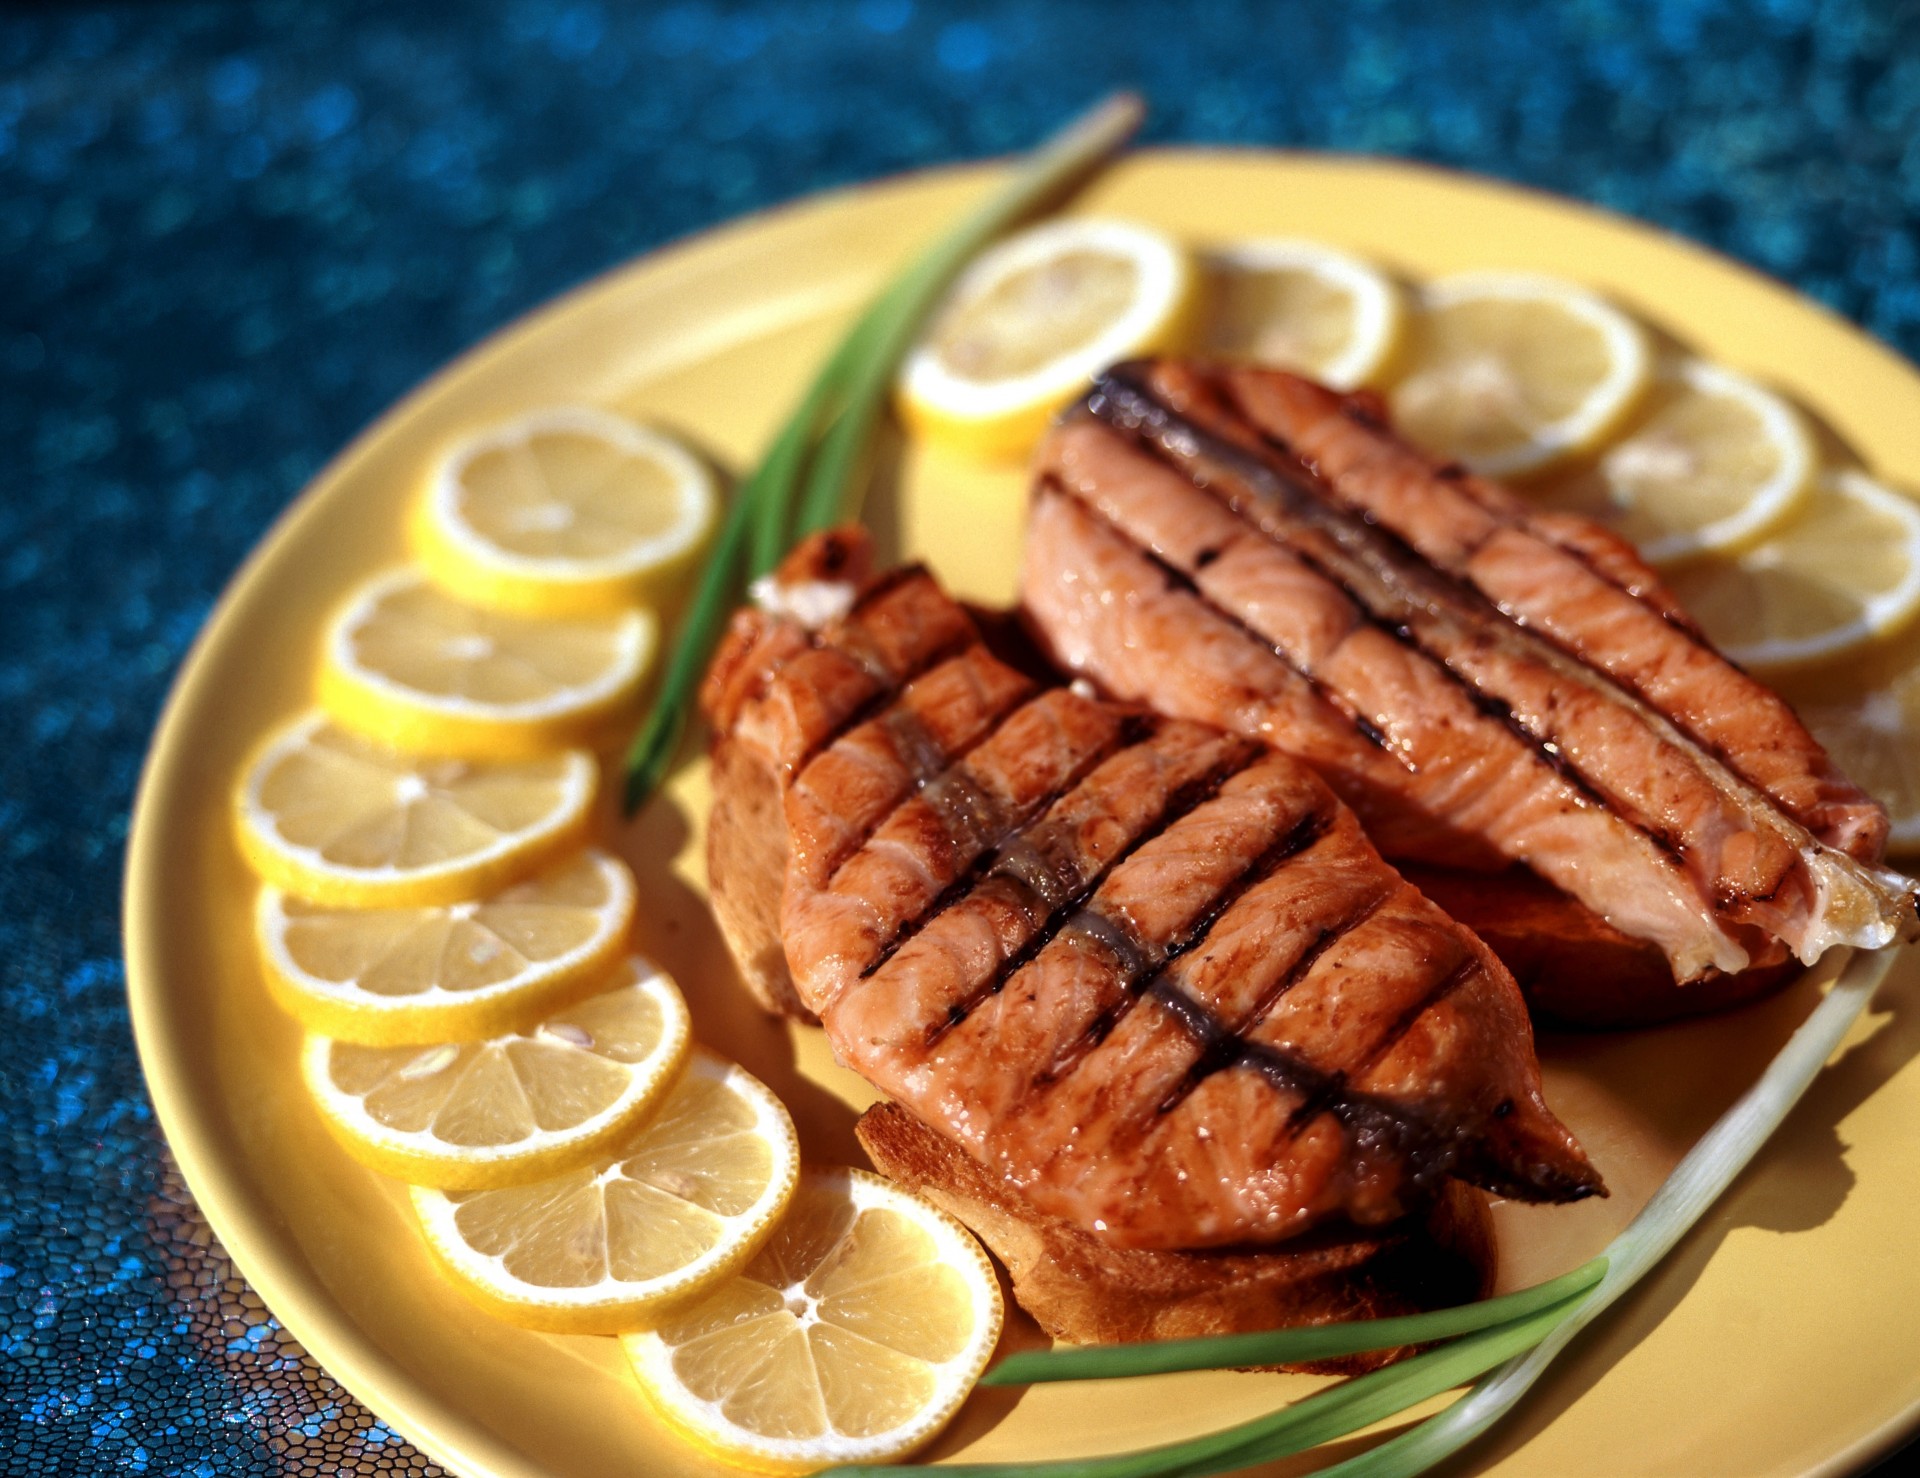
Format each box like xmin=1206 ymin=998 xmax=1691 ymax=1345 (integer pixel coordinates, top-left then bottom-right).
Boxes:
xmin=623 ymin=92 xmax=1144 ymax=815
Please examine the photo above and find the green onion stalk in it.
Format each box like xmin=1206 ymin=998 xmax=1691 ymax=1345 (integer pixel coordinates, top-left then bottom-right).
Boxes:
xmin=622 ymin=92 xmax=1145 ymax=815
xmin=827 ymin=943 xmax=1896 ymax=1478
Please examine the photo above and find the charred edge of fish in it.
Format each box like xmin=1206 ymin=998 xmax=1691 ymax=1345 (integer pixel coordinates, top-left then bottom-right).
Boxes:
xmin=1100 ymin=388 xmax=1709 ymax=870
xmin=856 ymin=710 xmax=1148 ymax=980
xmin=846 ymin=560 xmax=933 ymax=617
xmin=921 ymin=741 xmax=1264 ymax=1048
xmin=1094 ymin=371 xmax=1855 ymax=919
xmin=1339 ymin=395 xmax=1388 ymax=432
xmin=1095 ymin=373 xmax=1508 ymax=631
xmin=1111 ymin=365 xmax=1708 ymax=707
xmin=1154 ymin=881 xmax=1394 ymax=1118
xmin=1036 ymin=477 xmax=1396 ymax=760
xmin=791 ymin=630 xmax=987 ymax=773
xmin=1034 ymin=805 xmax=1334 ymax=1091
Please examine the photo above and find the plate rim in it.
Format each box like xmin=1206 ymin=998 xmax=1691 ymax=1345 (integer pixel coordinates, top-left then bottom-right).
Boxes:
xmin=123 ymin=145 xmax=1920 ymax=1478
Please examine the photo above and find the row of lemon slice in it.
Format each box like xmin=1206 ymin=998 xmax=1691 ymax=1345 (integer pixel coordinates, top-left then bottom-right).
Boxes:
xmin=228 ymin=410 xmax=1002 ymax=1472
xmin=897 ymin=219 xmax=1920 ymax=851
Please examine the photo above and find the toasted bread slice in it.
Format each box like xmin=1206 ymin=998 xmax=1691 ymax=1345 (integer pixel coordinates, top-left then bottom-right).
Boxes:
xmin=706 ymin=732 xmax=815 ymax=1024
xmin=856 ymin=1101 xmax=1494 ymax=1374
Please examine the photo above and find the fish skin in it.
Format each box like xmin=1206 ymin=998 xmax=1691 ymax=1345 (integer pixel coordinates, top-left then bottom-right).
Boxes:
xmin=709 ymin=528 xmax=1600 ymax=1251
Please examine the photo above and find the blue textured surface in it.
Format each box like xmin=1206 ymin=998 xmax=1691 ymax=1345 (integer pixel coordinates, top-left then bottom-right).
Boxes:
xmin=6 ymin=1 xmax=1920 ymax=1471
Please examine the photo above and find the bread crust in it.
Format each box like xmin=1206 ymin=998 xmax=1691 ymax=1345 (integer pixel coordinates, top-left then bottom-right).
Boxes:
xmin=1403 ymin=865 xmax=1794 ymax=1028
xmin=856 ymin=1101 xmax=1494 ymax=1374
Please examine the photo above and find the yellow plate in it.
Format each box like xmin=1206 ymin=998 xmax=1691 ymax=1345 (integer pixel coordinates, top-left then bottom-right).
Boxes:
xmin=125 ymin=151 xmax=1920 ymax=1478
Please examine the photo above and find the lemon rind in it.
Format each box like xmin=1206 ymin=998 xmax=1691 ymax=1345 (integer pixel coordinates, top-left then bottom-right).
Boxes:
xmin=1206 ymin=237 xmax=1406 ymax=390
xmin=898 ymin=217 xmax=1196 ymax=425
xmin=1712 ymin=469 xmax=1920 ymax=671
xmin=621 ymin=1165 xmax=1004 ymax=1474
xmin=303 ymin=965 xmax=693 ymax=1189
xmin=408 ymin=1051 xmax=801 ymax=1333
xmin=233 ymin=713 xmax=598 ymax=908
xmin=418 ymin=407 xmax=718 ymax=614
xmin=318 ymin=567 xmax=656 ymax=758
xmin=1412 ymin=271 xmax=1654 ymax=478
xmin=257 ymin=850 xmax=639 ymax=1044
xmin=1629 ymin=359 xmax=1817 ymax=567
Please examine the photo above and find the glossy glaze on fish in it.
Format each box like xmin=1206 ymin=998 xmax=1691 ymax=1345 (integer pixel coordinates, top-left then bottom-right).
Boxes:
xmin=1021 ymin=362 xmax=1915 ymax=987
xmin=704 ymin=528 xmax=1599 ymax=1251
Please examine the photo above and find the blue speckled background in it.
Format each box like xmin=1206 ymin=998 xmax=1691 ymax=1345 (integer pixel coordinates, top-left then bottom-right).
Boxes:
xmin=6 ymin=1 xmax=1920 ymax=1472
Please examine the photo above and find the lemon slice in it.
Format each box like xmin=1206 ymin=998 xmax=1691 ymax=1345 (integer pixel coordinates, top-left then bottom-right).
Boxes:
xmin=897 ymin=217 xmax=1198 ymax=460
xmin=623 ymin=1166 xmax=1003 ymax=1474
xmin=1387 ymin=271 xmax=1652 ymax=478
xmin=1665 ymin=470 xmax=1920 ymax=672
xmin=304 ymin=957 xmax=692 ymax=1189
xmin=235 ymin=713 xmax=596 ymax=908
xmin=257 ymin=848 xmax=636 ymax=1044
xmin=318 ymin=567 xmax=655 ymax=760
xmin=410 ymin=1050 xmax=800 ymax=1333
xmin=1537 ymin=359 xmax=1815 ymax=566
xmin=1203 ymin=239 xmax=1404 ymax=390
xmin=415 ymin=407 xmax=719 ymax=617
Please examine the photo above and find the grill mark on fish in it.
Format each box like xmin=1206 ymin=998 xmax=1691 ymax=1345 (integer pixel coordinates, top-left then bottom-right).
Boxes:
xmin=1286 ymin=425 xmax=1749 ymax=730
xmin=1263 ymin=955 xmax=1475 ymax=1137
xmin=857 ymin=710 xmax=1152 ymax=980
xmin=1303 ymin=431 xmax=1695 ymax=619
xmin=845 ymin=560 xmax=930 ymax=615
xmin=1216 ymin=365 xmax=1901 ymax=866
xmin=1138 ymin=958 xmax=1474 ymax=1192
xmin=719 ymin=524 xmax=1607 ymax=1247
xmin=1185 ymin=427 xmax=1702 ymax=856
xmin=811 ymin=566 xmax=951 ymax=687
xmin=1347 ymin=954 xmax=1479 ymax=1084
xmin=793 ymin=630 xmax=982 ymax=771
xmin=1087 ymin=367 xmax=1897 ymax=942
xmin=1154 ymin=882 xmax=1395 ymax=1116
xmin=1038 ymin=472 xmax=1396 ymax=759
xmin=1035 ymin=807 xmax=1333 ymax=1090
xmin=1053 ymin=436 xmax=1639 ymax=826
xmin=1244 ymin=1045 xmax=1446 ymax=1182
xmin=1373 ymin=610 xmax=1633 ymax=823
xmin=815 ymin=673 xmax=1037 ymax=888
xmin=1289 ymin=404 xmax=1716 ymax=643
xmin=923 ymin=743 xmax=1264 ymax=1046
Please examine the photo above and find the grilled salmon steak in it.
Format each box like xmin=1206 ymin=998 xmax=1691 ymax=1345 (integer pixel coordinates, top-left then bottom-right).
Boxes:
xmin=1022 ymin=361 xmax=1917 ymax=989
xmin=703 ymin=527 xmax=1599 ymax=1252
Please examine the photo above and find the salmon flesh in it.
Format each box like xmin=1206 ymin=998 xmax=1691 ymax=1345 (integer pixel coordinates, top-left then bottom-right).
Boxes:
xmin=1021 ymin=361 xmax=1917 ymax=987
xmin=703 ymin=528 xmax=1600 ymax=1251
